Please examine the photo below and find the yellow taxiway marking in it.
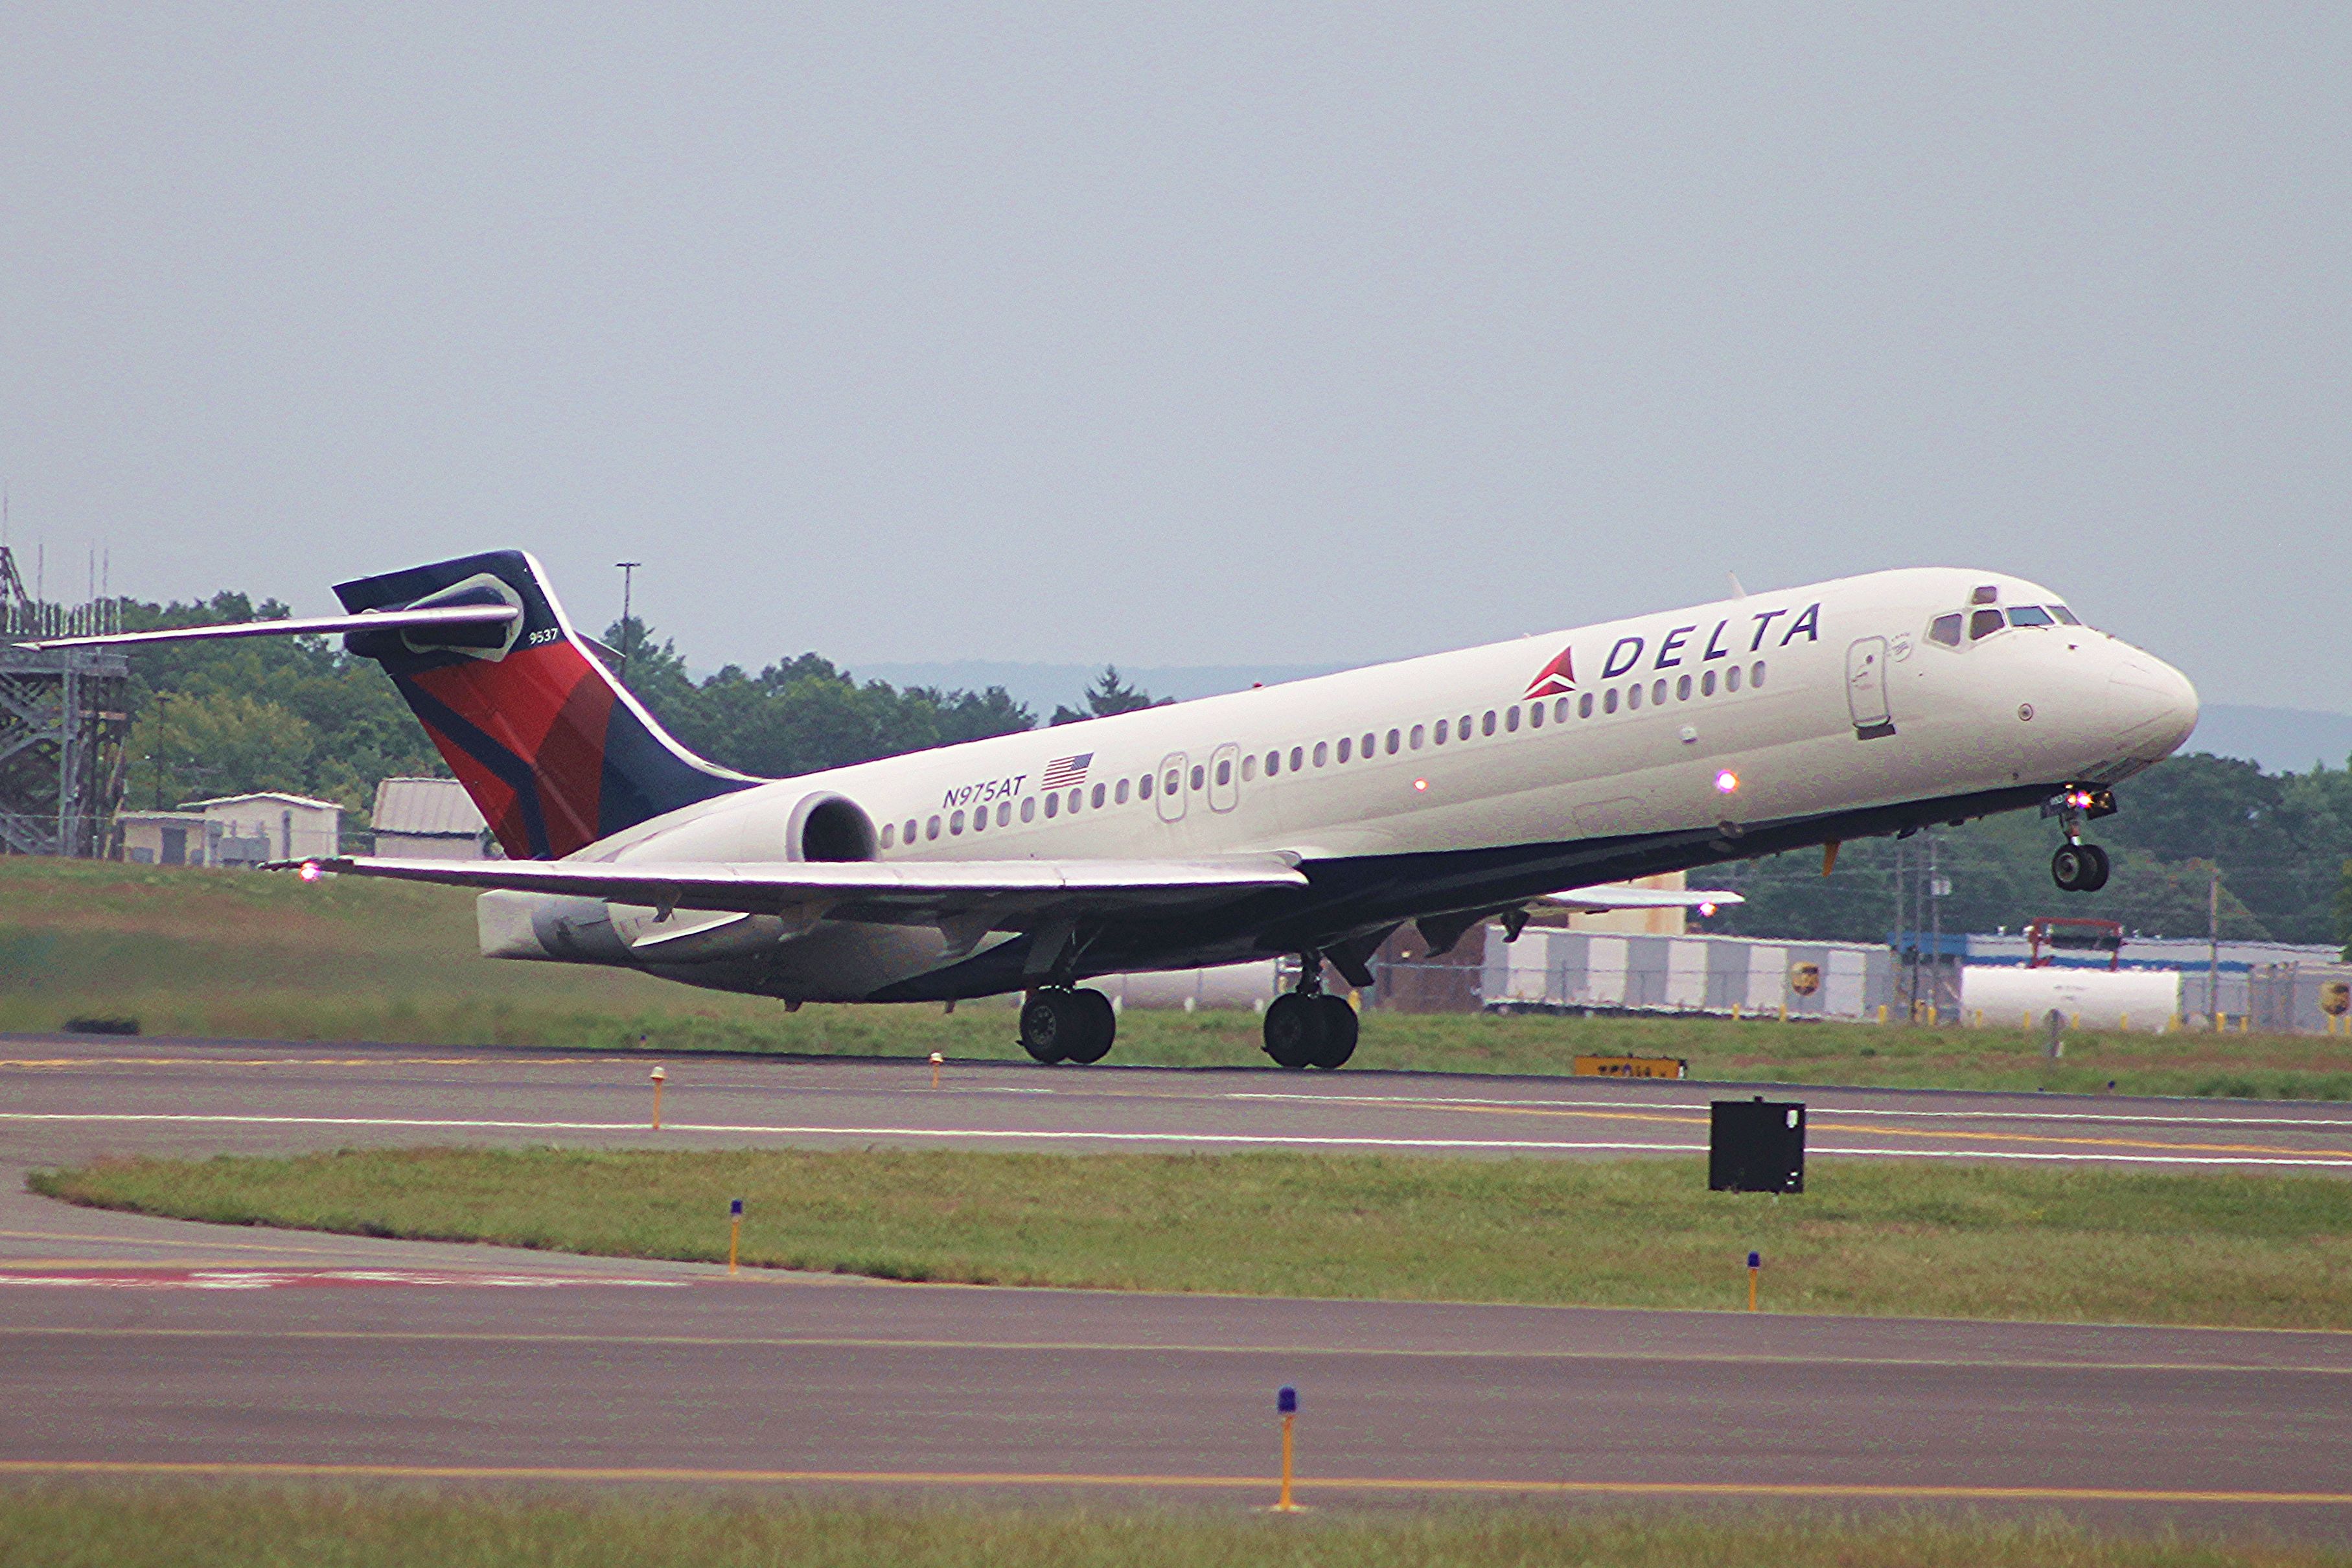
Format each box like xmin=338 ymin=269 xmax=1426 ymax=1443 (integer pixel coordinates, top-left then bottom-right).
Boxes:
xmin=6 ymin=1324 xmax=2346 ymax=1377
xmin=1225 ymin=1090 xmax=2352 ymax=1130
xmin=6 ymin=1111 xmax=2351 ymax=1166
xmin=0 ymin=1459 xmax=2345 ymax=1505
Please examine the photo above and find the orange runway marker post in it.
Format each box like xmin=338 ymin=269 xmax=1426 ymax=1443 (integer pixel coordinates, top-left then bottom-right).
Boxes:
xmin=929 ymin=1051 xmax=943 ymax=1089
xmin=649 ymin=1065 xmax=666 ymax=1130
xmin=727 ymin=1198 xmax=743 ymax=1276
xmin=1273 ymin=1385 xmax=1300 ymax=1512
xmin=1747 ymin=1251 xmax=1760 ymax=1312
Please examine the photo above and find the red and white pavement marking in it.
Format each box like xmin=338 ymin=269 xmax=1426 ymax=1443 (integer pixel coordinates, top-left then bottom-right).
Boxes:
xmin=0 ymin=1268 xmax=694 ymax=1290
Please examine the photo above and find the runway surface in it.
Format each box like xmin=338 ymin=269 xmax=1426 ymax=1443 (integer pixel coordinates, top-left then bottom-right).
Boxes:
xmin=4 ymin=1035 xmax=2350 ymax=1534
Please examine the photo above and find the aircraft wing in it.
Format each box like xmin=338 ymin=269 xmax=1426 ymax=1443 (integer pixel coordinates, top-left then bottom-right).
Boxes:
xmin=1540 ymin=882 xmax=1744 ymax=913
xmin=279 ymin=853 xmax=1307 ymax=926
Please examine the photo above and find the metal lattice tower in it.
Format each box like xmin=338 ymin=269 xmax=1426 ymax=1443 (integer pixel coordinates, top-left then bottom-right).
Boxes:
xmin=0 ymin=546 xmax=129 ymax=857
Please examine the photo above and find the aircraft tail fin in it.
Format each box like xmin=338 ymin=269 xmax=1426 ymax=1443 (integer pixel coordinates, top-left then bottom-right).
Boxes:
xmin=335 ymin=551 xmax=757 ymax=859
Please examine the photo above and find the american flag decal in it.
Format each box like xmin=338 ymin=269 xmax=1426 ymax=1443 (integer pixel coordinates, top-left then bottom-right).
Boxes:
xmin=1040 ymin=752 xmax=1092 ymax=789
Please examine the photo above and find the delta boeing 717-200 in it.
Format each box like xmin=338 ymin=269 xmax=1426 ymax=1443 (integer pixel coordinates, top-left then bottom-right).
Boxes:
xmin=29 ymin=550 xmax=2197 ymax=1069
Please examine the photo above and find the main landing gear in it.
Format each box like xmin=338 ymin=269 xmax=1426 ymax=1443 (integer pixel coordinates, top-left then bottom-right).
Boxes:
xmin=1020 ymin=987 xmax=1116 ymax=1065
xmin=2047 ymin=786 xmax=2115 ymax=893
xmin=1262 ymin=954 xmax=1359 ymax=1071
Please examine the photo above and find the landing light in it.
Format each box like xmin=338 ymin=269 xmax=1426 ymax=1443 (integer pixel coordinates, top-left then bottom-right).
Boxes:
xmin=1714 ymin=770 xmax=1740 ymax=795
xmin=1412 ymin=778 xmax=1428 ymax=792
xmin=1699 ymin=902 xmax=1718 ymax=917
xmin=298 ymin=860 xmax=324 ymax=882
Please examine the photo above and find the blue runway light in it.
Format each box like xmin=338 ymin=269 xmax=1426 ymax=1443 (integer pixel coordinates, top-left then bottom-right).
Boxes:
xmin=1278 ymin=1386 xmax=1298 ymax=1414
xmin=731 ymin=1199 xmax=744 ymax=1216
xmin=1748 ymin=1251 xmax=1760 ymax=1269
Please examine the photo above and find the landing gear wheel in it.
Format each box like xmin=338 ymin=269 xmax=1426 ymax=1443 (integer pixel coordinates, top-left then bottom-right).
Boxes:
xmin=1262 ymin=991 xmax=1325 ymax=1070
xmin=1019 ymin=993 xmax=1070 ymax=1063
xmin=2052 ymin=843 xmax=2110 ymax=894
xmin=1307 ymin=995 xmax=1358 ymax=1070
xmin=1062 ymin=989 xmax=1117 ymax=1064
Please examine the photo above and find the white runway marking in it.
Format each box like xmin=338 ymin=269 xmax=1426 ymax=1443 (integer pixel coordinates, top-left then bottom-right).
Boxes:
xmin=1221 ymin=1091 xmax=2352 ymax=1130
xmin=5 ymin=1112 xmax=2348 ymax=1166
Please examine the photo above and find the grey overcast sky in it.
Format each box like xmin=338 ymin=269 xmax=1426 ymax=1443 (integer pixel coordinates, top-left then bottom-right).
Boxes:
xmin=2 ymin=6 xmax=2346 ymax=709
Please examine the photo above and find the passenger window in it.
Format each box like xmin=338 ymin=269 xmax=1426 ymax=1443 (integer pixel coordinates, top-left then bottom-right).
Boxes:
xmin=1651 ymin=679 xmax=1667 ymax=706
xmin=1701 ymin=670 xmax=1716 ymax=697
xmin=1930 ymin=613 xmax=1964 ymax=647
xmin=881 ymin=823 xmax=895 ymax=848
xmin=950 ymin=809 xmax=965 ymax=835
xmin=1751 ymin=662 xmax=1766 ymax=687
xmin=1628 ymin=683 xmax=1643 ymax=710
xmin=971 ymin=807 xmax=986 ymax=832
xmin=1290 ymin=746 xmax=1304 ymax=772
xmin=1265 ymin=751 xmax=1280 ymax=775
xmin=1676 ymin=674 xmax=1692 ymax=700
xmin=1385 ymin=729 xmax=1401 ymax=755
xmin=1505 ymin=706 xmax=1519 ymax=732
xmin=1726 ymin=665 xmax=1741 ymax=693
xmin=1164 ymin=769 xmax=1180 ymax=795
xmin=1482 ymin=711 xmax=1497 ymax=736
xmin=1069 ymin=788 xmax=1083 ymax=812
xmin=1021 ymin=798 xmax=1035 ymax=822
xmin=927 ymin=815 xmax=942 ymax=839
xmin=1314 ymin=741 xmax=1328 ymax=766
xmin=2007 ymin=605 xmax=2055 ymax=627
xmin=1115 ymin=779 xmax=1129 ymax=804
xmin=1045 ymin=794 xmax=1059 ymax=818
xmin=1337 ymin=737 xmax=1351 ymax=763
xmin=1970 ymin=608 xmax=2005 ymax=640
xmin=1528 ymin=702 xmax=1543 ymax=728
xmin=1578 ymin=693 xmax=1593 ymax=718
xmin=1092 ymin=783 xmax=1107 ymax=807
xmin=1435 ymin=719 xmax=1449 ymax=744
xmin=1190 ymin=765 xmax=1205 ymax=790
xmin=1604 ymin=688 xmax=1619 ymax=713
xmin=1458 ymin=713 xmax=1472 ymax=738
xmin=1409 ymin=724 xmax=1424 ymax=750
xmin=1362 ymin=732 xmax=1376 ymax=757
xmin=1214 ymin=760 xmax=1230 ymax=787
xmin=1138 ymin=774 xmax=1153 ymax=800
xmin=905 ymin=818 xmax=917 ymax=843
xmin=2049 ymin=605 xmax=2081 ymax=625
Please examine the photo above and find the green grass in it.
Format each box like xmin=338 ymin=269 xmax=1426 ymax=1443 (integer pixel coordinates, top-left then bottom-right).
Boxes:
xmin=6 ymin=856 xmax=2348 ymax=1097
xmin=0 ymin=1488 xmax=2342 ymax=1568
xmin=35 ymin=1147 xmax=2352 ymax=1329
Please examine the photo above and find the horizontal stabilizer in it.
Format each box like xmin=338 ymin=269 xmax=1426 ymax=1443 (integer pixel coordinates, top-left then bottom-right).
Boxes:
xmin=16 ymin=603 xmax=518 ymax=652
xmin=277 ymin=853 xmax=1308 ymax=926
xmin=1541 ymin=882 xmax=1744 ymax=912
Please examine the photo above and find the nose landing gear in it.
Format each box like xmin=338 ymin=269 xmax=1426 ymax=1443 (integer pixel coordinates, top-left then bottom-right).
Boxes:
xmin=1263 ymin=954 xmax=1359 ymax=1070
xmin=2046 ymin=787 xmax=2116 ymax=893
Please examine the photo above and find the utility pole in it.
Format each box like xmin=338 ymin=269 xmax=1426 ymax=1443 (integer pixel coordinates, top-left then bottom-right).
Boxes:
xmin=2208 ymin=866 xmax=2222 ymax=1031
xmin=1928 ymin=830 xmax=1945 ymax=1024
xmin=615 ymin=561 xmax=642 ymax=681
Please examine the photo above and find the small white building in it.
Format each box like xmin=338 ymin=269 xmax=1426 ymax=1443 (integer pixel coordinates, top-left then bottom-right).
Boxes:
xmin=120 ymin=792 xmax=344 ymax=866
xmin=371 ymin=776 xmax=496 ymax=860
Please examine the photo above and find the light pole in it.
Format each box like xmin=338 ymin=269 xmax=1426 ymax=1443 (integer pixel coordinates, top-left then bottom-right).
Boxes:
xmin=616 ymin=561 xmax=642 ymax=680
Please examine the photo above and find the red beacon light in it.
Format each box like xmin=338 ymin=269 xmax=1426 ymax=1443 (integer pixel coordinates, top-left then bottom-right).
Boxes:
xmin=1714 ymin=770 xmax=1740 ymax=794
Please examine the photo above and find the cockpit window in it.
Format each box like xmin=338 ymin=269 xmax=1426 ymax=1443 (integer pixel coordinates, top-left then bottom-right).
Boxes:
xmin=2007 ymin=605 xmax=2056 ymax=627
xmin=1929 ymin=613 xmax=1963 ymax=647
xmin=1970 ymin=584 xmax=2000 ymax=605
xmin=2047 ymin=605 xmax=2081 ymax=625
xmin=1970 ymin=608 xmax=2006 ymax=641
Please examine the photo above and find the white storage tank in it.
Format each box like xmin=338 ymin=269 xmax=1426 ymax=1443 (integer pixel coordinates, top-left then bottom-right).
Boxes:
xmin=1960 ymin=966 xmax=2182 ymax=1032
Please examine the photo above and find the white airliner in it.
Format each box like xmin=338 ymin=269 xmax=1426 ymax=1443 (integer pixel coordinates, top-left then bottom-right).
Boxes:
xmin=30 ymin=551 xmax=2196 ymax=1069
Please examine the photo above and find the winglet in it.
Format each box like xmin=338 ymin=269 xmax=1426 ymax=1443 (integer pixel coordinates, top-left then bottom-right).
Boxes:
xmin=1727 ymin=572 xmax=1747 ymax=599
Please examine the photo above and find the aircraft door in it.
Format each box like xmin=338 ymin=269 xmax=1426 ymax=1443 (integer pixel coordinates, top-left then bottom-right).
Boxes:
xmin=1155 ymin=752 xmax=1188 ymax=823
xmin=1846 ymin=637 xmax=1894 ymax=739
xmin=1208 ymin=743 xmax=1240 ymax=813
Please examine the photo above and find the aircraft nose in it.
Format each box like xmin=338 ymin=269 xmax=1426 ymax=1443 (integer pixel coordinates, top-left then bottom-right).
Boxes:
xmin=2106 ymin=653 xmax=2199 ymax=761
